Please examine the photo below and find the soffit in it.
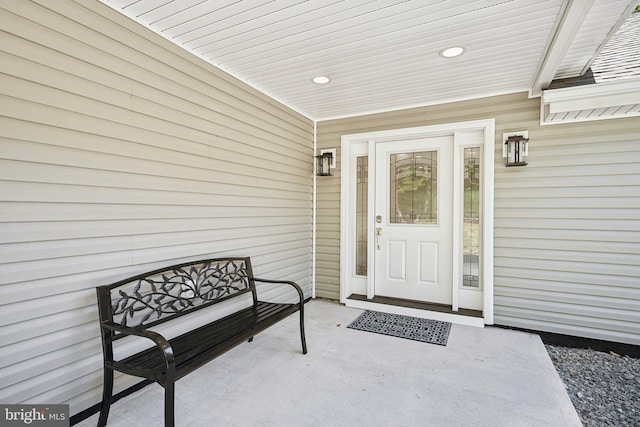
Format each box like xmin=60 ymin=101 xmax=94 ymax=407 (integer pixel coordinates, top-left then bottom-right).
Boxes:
xmin=100 ymin=0 xmax=633 ymax=121
xmin=554 ymin=0 xmax=636 ymax=79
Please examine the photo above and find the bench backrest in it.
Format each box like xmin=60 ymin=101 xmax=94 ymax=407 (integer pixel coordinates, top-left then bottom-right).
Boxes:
xmin=96 ymin=257 xmax=257 ymax=332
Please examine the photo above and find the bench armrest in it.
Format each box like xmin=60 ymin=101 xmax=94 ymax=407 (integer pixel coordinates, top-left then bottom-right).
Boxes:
xmin=252 ymin=278 xmax=308 ymax=354
xmin=252 ymin=278 xmax=305 ymax=305
xmin=101 ymin=321 xmax=175 ymax=369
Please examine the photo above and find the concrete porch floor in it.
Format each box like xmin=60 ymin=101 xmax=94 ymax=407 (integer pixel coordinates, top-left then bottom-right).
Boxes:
xmin=78 ymin=299 xmax=581 ymax=426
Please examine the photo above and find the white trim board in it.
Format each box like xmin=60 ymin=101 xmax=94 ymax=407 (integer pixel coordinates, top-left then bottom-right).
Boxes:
xmin=529 ymin=0 xmax=595 ymax=98
xmin=541 ymin=79 xmax=640 ymax=125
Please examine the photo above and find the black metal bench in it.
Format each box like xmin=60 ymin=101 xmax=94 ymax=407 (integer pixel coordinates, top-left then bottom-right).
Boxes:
xmin=96 ymin=256 xmax=307 ymax=427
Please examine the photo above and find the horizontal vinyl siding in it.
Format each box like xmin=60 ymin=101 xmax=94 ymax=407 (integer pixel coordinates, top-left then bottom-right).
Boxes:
xmin=0 ymin=0 xmax=313 ymax=417
xmin=316 ymin=92 xmax=640 ymax=345
xmin=494 ymin=117 xmax=640 ymax=345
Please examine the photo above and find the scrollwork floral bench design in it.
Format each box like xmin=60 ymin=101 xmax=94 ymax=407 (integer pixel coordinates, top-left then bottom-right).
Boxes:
xmin=96 ymin=257 xmax=307 ymax=427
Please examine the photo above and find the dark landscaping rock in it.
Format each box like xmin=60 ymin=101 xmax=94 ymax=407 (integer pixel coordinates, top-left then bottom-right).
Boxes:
xmin=546 ymin=345 xmax=640 ymax=427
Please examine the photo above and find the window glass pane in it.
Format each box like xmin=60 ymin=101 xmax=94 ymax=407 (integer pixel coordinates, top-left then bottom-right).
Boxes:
xmin=389 ymin=151 xmax=437 ymax=224
xmin=356 ymin=156 xmax=368 ymax=276
xmin=463 ymin=147 xmax=480 ymax=288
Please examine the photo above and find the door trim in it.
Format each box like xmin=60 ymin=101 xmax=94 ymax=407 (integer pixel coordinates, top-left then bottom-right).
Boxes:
xmin=340 ymin=119 xmax=495 ymax=326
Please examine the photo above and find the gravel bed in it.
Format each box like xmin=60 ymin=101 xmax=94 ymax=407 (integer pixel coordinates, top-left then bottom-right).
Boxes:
xmin=545 ymin=344 xmax=640 ymax=426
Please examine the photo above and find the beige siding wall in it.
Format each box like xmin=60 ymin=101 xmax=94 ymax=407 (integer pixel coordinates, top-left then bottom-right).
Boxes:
xmin=316 ymin=92 xmax=640 ymax=345
xmin=0 ymin=0 xmax=313 ymax=416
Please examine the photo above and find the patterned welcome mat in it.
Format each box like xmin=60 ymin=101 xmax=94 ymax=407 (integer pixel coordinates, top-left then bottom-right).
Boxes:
xmin=347 ymin=310 xmax=452 ymax=346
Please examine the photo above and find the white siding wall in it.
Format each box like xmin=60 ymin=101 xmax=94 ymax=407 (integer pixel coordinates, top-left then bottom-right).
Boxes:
xmin=316 ymin=92 xmax=640 ymax=345
xmin=0 ymin=0 xmax=313 ymax=417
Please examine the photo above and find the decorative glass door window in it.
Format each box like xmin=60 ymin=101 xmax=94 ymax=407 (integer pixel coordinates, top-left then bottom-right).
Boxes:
xmin=463 ymin=147 xmax=480 ymax=288
xmin=389 ymin=151 xmax=437 ymax=224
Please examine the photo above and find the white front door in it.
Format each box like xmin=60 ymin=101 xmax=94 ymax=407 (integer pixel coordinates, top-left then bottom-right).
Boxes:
xmin=374 ymin=136 xmax=453 ymax=304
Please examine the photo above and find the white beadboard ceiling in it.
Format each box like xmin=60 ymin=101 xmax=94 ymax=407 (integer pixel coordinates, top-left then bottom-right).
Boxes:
xmin=100 ymin=0 xmax=636 ymax=121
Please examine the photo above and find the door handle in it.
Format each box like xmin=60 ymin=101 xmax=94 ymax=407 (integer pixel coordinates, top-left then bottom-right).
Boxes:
xmin=376 ymin=227 xmax=382 ymax=250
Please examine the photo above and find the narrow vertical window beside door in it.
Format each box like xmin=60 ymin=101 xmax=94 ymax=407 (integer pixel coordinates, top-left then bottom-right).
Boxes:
xmin=389 ymin=151 xmax=437 ymax=224
xmin=356 ymin=156 xmax=368 ymax=276
xmin=463 ymin=147 xmax=480 ymax=288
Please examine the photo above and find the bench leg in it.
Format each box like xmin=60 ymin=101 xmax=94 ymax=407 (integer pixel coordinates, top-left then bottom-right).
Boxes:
xmin=164 ymin=379 xmax=175 ymax=427
xmin=97 ymin=367 xmax=113 ymax=427
xmin=299 ymin=306 xmax=307 ymax=354
xmin=248 ymin=336 xmax=254 ymax=343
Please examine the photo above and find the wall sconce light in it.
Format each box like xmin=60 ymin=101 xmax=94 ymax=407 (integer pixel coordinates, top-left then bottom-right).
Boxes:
xmin=316 ymin=149 xmax=335 ymax=176
xmin=503 ymin=132 xmax=529 ymax=167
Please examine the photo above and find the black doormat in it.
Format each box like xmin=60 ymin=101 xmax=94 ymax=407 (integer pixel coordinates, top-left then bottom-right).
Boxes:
xmin=347 ymin=310 xmax=451 ymax=346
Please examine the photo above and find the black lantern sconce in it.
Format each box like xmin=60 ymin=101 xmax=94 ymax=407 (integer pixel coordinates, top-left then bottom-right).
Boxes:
xmin=503 ymin=132 xmax=529 ymax=167
xmin=316 ymin=149 xmax=335 ymax=176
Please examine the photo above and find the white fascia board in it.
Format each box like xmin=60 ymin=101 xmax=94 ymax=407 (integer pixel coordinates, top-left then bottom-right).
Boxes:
xmin=543 ymin=79 xmax=640 ymax=113
xmin=541 ymin=79 xmax=640 ymax=124
xmin=529 ymin=0 xmax=595 ymax=98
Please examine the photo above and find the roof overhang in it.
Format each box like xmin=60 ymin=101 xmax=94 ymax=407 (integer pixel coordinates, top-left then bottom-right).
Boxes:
xmin=530 ymin=0 xmax=595 ymax=98
xmin=541 ymin=79 xmax=640 ymax=125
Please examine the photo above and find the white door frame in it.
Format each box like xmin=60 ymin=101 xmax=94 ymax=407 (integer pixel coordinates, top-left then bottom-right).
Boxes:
xmin=340 ymin=119 xmax=495 ymax=327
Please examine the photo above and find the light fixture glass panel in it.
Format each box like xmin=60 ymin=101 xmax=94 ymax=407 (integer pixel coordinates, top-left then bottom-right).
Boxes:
xmin=463 ymin=147 xmax=480 ymax=288
xmin=356 ymin=156 xmax=368 ymax=276
xmin=505 ymin=136 xmax=528 ymax=167
xmin=389 ymin=151 xmax=437 ymax=224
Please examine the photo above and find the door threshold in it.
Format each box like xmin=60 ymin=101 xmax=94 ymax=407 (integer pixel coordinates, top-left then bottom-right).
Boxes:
xmin=346 ymin=294 xmax=485 ymax=328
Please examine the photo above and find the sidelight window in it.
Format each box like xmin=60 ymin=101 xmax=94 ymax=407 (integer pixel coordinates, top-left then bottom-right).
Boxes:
xmin=463 ymin=147 xmax=480 ymax=288
xmin=355 ymin=156 xmax=368 ymax=276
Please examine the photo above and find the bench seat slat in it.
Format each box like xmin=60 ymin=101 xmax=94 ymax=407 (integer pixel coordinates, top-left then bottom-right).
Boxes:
xmin=112 ymin=301 xmax=297 ymax=381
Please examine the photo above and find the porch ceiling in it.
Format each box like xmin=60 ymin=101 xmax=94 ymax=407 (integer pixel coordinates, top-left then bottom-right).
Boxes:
xmin=100 ymin=0 xmax=636 ymax=121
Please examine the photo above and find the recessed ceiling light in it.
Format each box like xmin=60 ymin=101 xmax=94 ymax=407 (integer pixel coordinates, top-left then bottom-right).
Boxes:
xmin=312 ymin=76 xmax=331 ymax=85
xmin=439 ymin=46 xmax=465 ymax=58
